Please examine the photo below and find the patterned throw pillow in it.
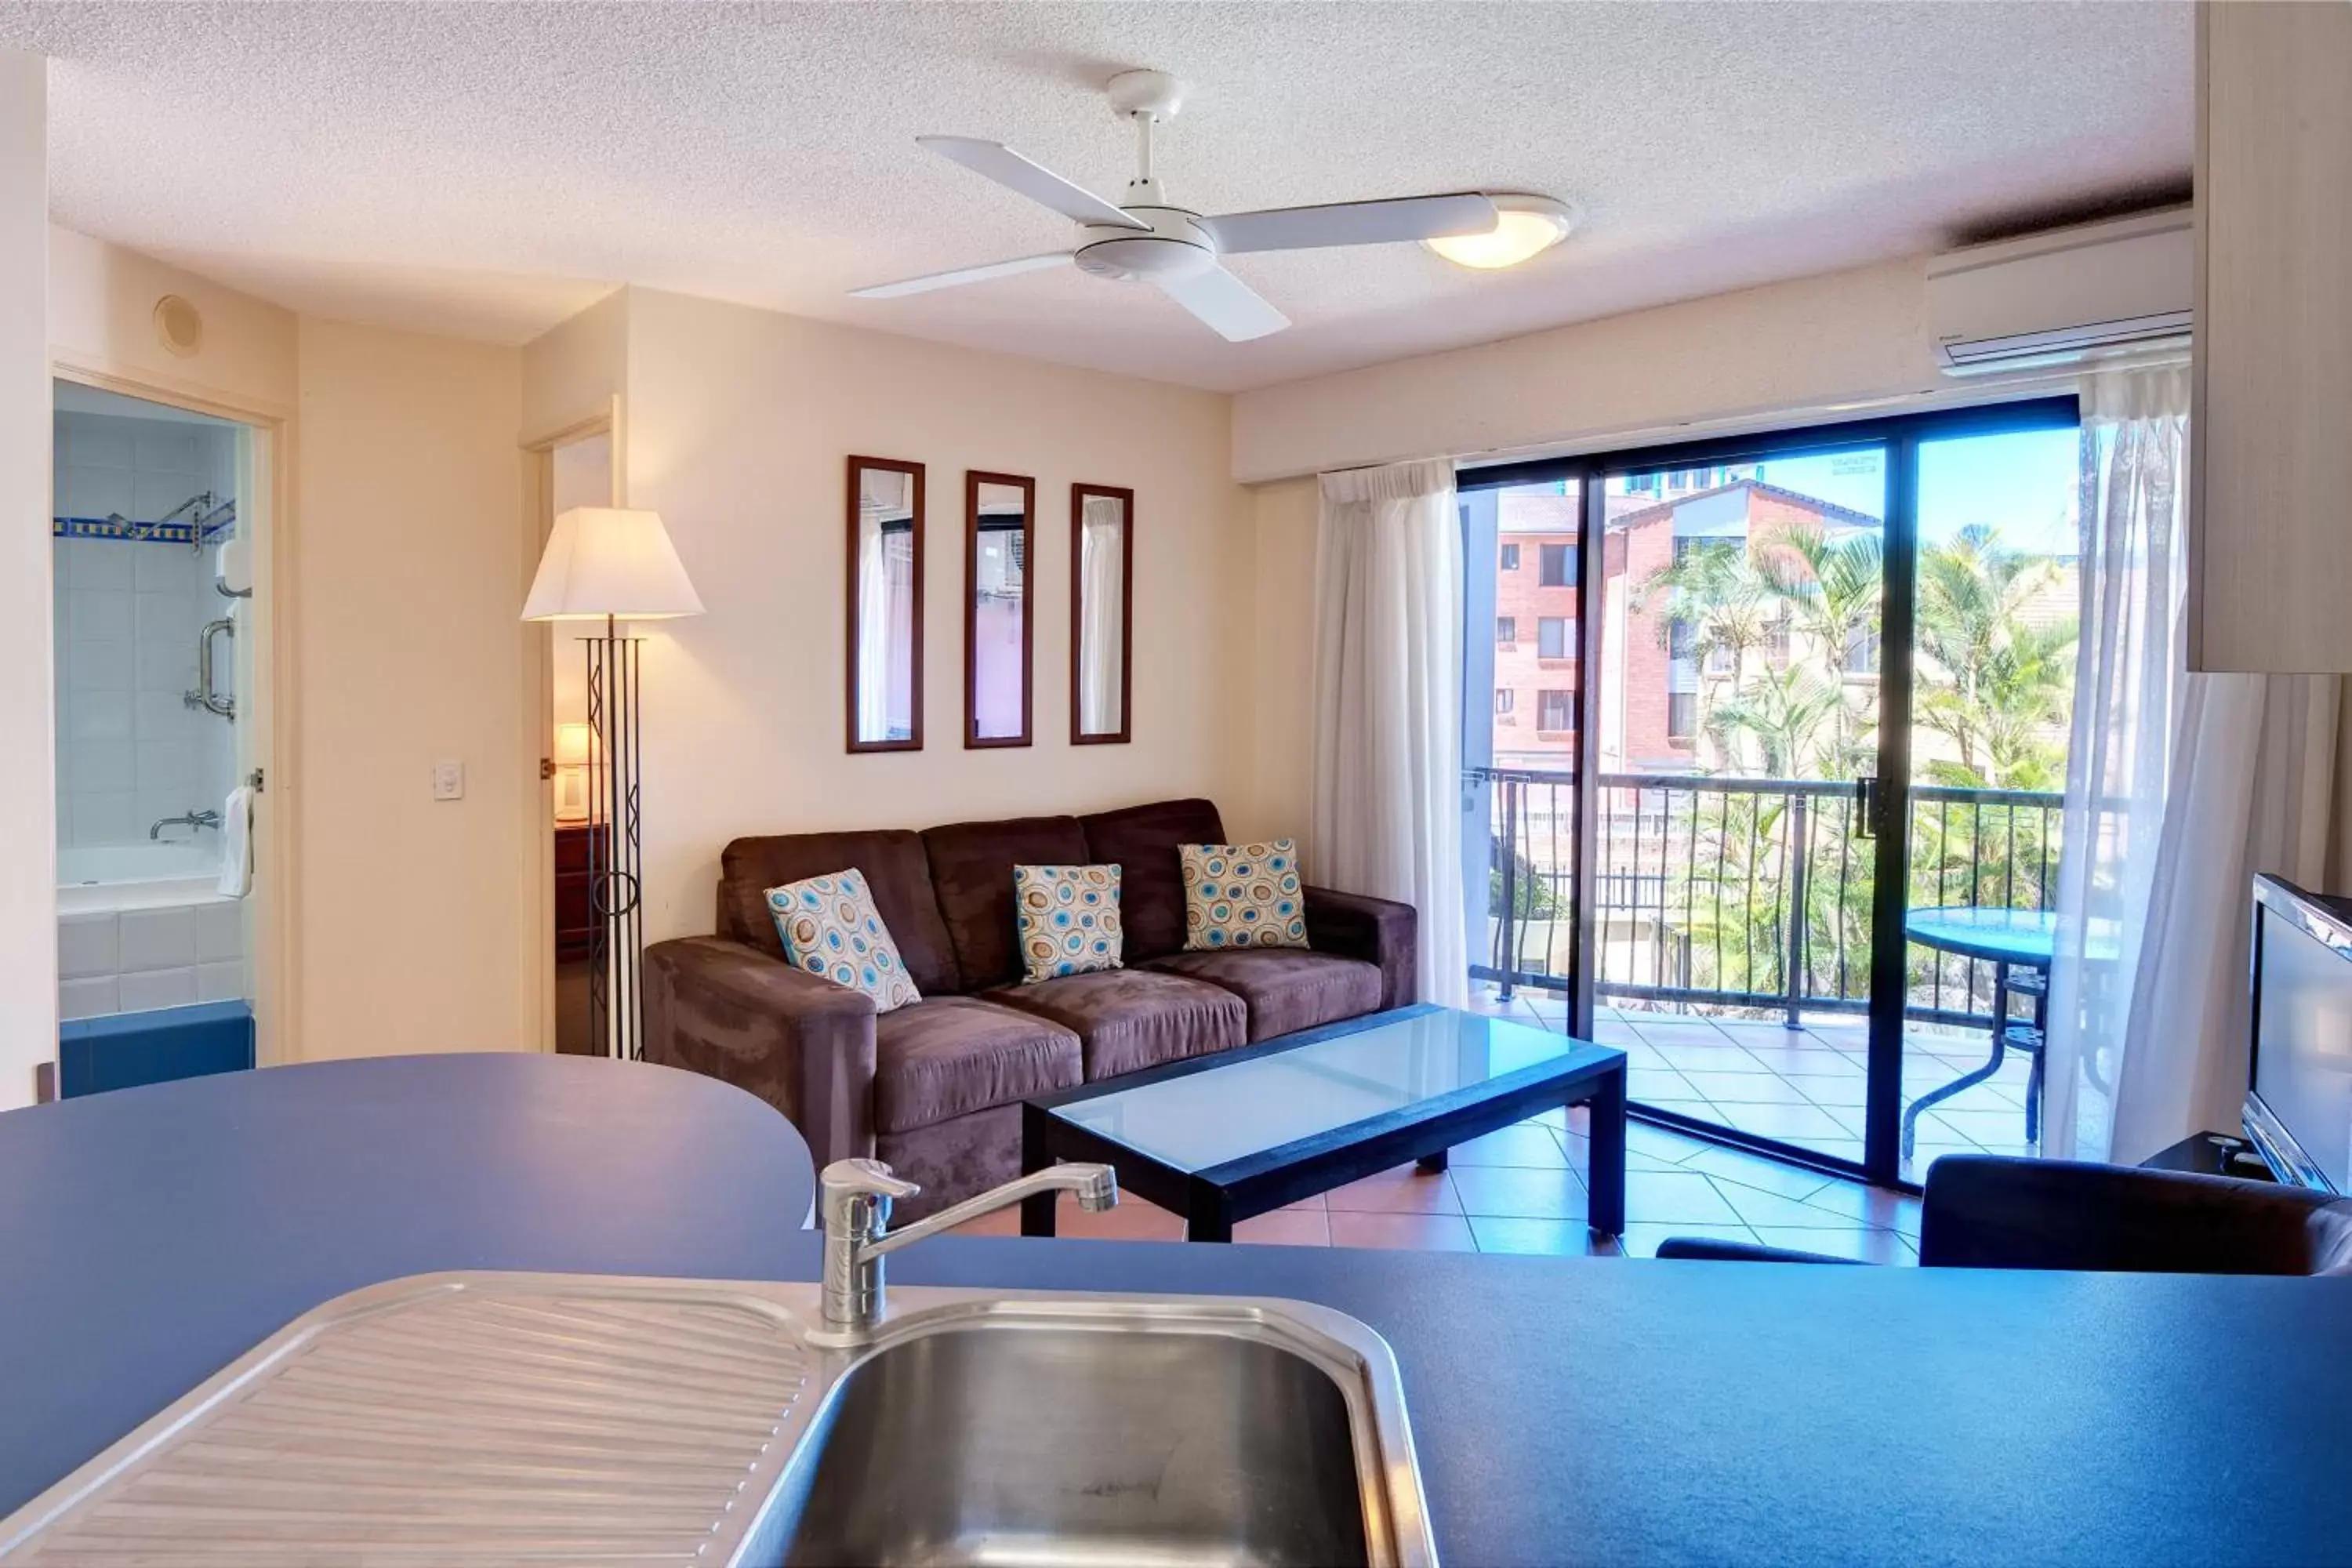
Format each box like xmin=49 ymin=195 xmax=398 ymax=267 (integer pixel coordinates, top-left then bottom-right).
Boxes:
xmin=1015 ymin=864 xmax=1124 ymax=983
xmin=764 ymin=868 xmax=921 ymax=1012
xmin=1180 ymin=839 xmax=1308 ymax=950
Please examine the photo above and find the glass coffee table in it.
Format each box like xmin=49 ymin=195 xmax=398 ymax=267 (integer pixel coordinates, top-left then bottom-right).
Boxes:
xmin=1021 ymin=1004 xmax=1627 ymax=1242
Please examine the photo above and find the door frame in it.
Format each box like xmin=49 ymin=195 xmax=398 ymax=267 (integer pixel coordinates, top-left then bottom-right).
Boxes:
xmin=520 ymin=401 xmax=622 ymax=1052
xmin=1460 ymin=394 xmax=2079 ymax=1187
xmin=51 ymin=358 xmax=298 ymax=1068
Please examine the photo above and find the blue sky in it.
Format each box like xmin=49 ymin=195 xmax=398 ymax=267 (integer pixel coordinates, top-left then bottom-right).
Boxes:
xmin=1744 ymin=428 xmax=2080 ymax=557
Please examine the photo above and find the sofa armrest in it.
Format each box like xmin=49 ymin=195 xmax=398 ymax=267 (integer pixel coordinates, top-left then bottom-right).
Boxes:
xmin=1304 ymin=886 xmax=1418 ymax=1010
xmin=1918 ymin=1154 xmax=2339 ymax=1274
xmin=644 ymin=936 xmax=880 ymax=1174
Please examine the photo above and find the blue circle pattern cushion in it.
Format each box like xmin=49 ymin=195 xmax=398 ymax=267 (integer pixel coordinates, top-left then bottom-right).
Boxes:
xmin=764 ymin=867 xmax=921 ymax=1011
xmin=1180 ymin=838 xmax=1308 ymax=950
xmin=1015 ymin=864 xmax=1124 ymax=982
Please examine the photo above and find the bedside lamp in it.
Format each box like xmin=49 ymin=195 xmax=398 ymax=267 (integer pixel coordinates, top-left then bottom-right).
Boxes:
xmin=524 ymin=507 xmax=704 ymax=1059
xmin=551 ymin=721 xmax=593 ymax=823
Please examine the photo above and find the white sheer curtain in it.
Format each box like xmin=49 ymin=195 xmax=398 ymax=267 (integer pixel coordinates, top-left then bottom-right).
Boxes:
xmin=1311 ymin=459 xmax=1468 ymax=1007
xmin=1077 ymin=495 xmax=1127 ymax=735
xmin=2044 ymin=365 xmax=2352 ymax=1163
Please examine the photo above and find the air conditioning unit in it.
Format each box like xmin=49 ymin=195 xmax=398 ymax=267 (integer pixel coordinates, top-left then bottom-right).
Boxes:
xmin=1926 ymin=206 xmax=2193 ymax=375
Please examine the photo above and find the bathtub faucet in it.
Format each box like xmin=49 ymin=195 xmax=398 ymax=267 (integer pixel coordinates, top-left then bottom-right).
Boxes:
xmin=149 ymin=809 xmax=221 ymax=840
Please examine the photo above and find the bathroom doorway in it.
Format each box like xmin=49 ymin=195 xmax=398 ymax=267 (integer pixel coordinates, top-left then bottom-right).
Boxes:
xmin=51 ymin=377 xmax=278 ymax=1071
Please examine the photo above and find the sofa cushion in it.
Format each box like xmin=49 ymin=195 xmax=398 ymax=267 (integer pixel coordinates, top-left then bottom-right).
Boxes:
xmin=720 ymin=829 xmax=959 ymax=995
xmin=873 ymin=996 xmax=1081 ymax=1134
xmin=1014 ymin=863 xmax=1125 ymax=982
xmin=1179 ymin=839 xmax=1308 ymax=950
xmin=1079 ymin=798 xmax=1225 ymax=962
xmin=764 ymin=868 xmax=922 ymax=1011
xmin=986 ymin=968 xmax=1247 ymax=1080
xmin=922 ymin=815 xmax=1089 ymax=993
xmin=1142 ymin=949 xmax=1384 ymax=1042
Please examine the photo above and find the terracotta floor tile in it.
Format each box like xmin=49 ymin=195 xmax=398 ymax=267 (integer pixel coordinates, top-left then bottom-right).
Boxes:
xmin=1617 ymin=1221 xmax=1759 ymax=1258
xmin=1675 ymin=1146 xmax=1835 ymax=1203
xmin=1327 ymin=1210 xmax=1478 ymax=1252
xmin=1234 ymin=1209 xmax=1332 ymax=1247
xmin=1705 ymin=1178 xmax=1865 ymax=1229
xmin=1788 ymin=1181 xmax=1922 ymax=1233
xmin=1443 ymin=1122 xmax=1570 ymax=1168
xmin=1650 ymin=1042 xmax=1769 ymax=1073
xmin=1747 ymin=1225 xmax=1915 ymax=1265
xmin=1324 ymin=1165 xmax=1462 ymax=1214
xmin=1450 ymin=1164 xmax=1590 ymax=1220
xmin=1278 ymin=1192 xmax=1328 ymax=1212
xmin=1622 ymin=1170 xmax=1744 ymax=1225
xmin=1054 ymin=1192 xmax=1187 ymax=1242
xmin=1624 ymin=1123 xmax=1715 ymax=1164
xmin=1468 ymin=1216 xmax=1610 ymax=1256
xmin=1714 ymin=1102 xmax=1860 ymax=1144
xmin=1679 ymin=1070 xmax=1817 ymax=1106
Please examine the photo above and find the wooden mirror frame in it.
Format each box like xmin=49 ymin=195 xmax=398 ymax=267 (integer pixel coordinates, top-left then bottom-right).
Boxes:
xmin=964 ymin=470 xmax=1036 ymax=750
xmin=845 ymin=455 xmax=924 ymax=754
xmin=1069 ymin=483 xmax=1134 ymax=746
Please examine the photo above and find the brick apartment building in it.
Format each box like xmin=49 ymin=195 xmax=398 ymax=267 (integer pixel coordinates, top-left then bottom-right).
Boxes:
xmin=1488 ymin=471 xmax=1883 ymax=775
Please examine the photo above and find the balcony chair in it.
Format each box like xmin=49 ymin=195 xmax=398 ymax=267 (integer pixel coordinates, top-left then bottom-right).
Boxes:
xmin=1657 ymin=1155 xmax=2352 ymax=1275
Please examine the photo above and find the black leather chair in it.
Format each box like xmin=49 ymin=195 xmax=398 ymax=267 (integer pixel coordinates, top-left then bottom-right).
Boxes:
xmin=1658 ymin=1155 xmax=2352 ymax=1274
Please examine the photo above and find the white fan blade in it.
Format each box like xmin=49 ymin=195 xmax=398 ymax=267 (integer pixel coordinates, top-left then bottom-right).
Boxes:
xmin=1203 ymin=192 xmax=1497 ymax=254
xmin=1155 ymin=264 xmax=1290 ymax=342
xmin=850 ymin=252 xmax=1075 ymax=299
xmin=916 ymin=136 xmax=1148 ymax=231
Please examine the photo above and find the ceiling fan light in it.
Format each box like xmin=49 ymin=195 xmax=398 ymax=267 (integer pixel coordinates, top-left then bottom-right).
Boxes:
xmin=1425 ymin=194 xmax=1575 ymax=270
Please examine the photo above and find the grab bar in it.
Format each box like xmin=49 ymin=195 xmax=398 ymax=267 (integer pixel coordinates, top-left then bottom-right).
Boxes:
xmin=184 ymin=616 xmax=235 ymax=721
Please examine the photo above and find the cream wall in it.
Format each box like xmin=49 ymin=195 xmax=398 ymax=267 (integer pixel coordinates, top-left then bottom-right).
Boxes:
xmin=618 ymin=287 xmax=1254 ymax=944
xmin=48 ymin=226 xmax=297 ymax=413
xmin=1231 ymin=260 xmax=1937 ymax=482
xmin=1 ymin=52 xmax=53 ymax=1107
xmin=292 ymin=318 xmax=530 ymax=1058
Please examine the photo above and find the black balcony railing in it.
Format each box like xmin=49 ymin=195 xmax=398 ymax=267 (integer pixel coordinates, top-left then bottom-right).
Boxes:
xmin=1472 ymin=768 xmax=2063 ymax=1029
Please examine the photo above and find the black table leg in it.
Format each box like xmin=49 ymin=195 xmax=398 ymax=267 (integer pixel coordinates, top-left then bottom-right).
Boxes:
xmin=1586 ymin=1065 xmax=1627 ymax=1236
xmin=1186 ymin=1181 xmax=1232 ymax=1243
xmin=1416 ymin=1151 xmax=1450 ymax=1173
xmin=1018 ymin=1109 xmax=1058 ymax=1237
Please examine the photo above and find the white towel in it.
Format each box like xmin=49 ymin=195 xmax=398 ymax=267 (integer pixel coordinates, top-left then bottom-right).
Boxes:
xmin=218 ymin=786 xmax=253 ymax=898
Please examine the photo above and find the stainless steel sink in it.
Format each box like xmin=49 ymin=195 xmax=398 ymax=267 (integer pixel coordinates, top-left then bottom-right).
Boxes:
xmin=753 ymin=1302 xmax=1401 ymax=1567
xmin=0 ymin=1276 xmax=1436 ymax=1568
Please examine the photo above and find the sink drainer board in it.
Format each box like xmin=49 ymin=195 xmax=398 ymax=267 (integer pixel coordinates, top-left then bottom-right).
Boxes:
xmin=0 ymin=1273 xmax=1436 ymax=1567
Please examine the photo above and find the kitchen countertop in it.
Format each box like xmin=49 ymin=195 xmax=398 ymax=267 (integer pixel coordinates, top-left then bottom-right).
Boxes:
xmin=6 ymin=1054 xmax=2351 ymax=1565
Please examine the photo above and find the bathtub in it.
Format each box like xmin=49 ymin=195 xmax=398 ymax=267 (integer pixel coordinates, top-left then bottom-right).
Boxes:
xmin=57 ymin=841 xmax=228 ymax=915
xmin=57 ymin=841 xmax=246 ymax=1020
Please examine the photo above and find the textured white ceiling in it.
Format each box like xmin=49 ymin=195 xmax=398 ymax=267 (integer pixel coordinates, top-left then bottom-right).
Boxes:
xmin=0 ymin=2 xmax=2191 ymax=391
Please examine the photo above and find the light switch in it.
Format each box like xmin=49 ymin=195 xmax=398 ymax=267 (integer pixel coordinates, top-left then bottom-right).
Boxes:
xmin=433 ymin=759 xmax=465 ymax=800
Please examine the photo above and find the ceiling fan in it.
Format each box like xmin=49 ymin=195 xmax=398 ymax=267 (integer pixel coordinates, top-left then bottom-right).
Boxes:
xmin=850 ymin=70 xmax=1504 ymax=342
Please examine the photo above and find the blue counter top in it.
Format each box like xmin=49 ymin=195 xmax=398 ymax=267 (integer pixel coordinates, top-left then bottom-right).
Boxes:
xmin=7 ymin=1054 xmax=2352 ymax=1565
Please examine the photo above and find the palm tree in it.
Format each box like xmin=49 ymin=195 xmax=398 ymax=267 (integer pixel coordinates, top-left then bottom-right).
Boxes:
xmin=1912 ymin=524 xmax=2077 ymax=788
xmin=1705 ymin=664 xmax=1842 ymax=775
xmin=1756 ymin=526 xmax=1882 ymax=771
xmin=1634 ymin=540 xmax=1784 ymax=688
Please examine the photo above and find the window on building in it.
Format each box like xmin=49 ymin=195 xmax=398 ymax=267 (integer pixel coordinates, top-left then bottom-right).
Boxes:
xmin=1537 ymin=617 xmax=1571 ymax=659
xmin=1537 ymin=689 xmax=1573 ymax=731
xmin=1667 ymin=691 xmax=1698 ymax=742
xmin=1767 ymin=615 xmax=1793 ymax=666
xmin=1494 ymin=689 xmax=1515 ymax=716
xmin=1497 ymin=615 xmax=1516 ymax=645
xmin=1668 ymin=619 xmax=1693 ymax=660
xmin=1498 ymin=543 xmax=1519 ymax=571
xmin=1845 ymin=626 xmax=1880 ymax=675
xmin=1539 ymin=543 xmax=1575 ymax=586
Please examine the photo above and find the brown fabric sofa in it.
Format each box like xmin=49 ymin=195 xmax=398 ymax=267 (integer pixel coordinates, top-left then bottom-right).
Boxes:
xmin=644 ymin=797 xmax=1417 ymax=1219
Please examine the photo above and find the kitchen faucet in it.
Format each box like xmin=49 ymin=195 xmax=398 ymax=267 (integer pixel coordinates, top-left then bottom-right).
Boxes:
xmin=816 ymin=1157 xmax=1117 ymax=1338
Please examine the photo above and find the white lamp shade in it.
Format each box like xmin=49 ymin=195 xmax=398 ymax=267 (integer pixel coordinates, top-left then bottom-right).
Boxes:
xmin=522 ymin=507 xmax=706 ymax=621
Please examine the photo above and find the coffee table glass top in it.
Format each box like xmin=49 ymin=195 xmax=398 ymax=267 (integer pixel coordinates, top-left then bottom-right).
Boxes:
xmin=1042 ymin=1006 xmax=1609 ymax=1174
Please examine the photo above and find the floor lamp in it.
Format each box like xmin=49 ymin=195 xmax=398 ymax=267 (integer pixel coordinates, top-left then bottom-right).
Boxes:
xmin=523 ymin=507 xmax=705 ymax=1059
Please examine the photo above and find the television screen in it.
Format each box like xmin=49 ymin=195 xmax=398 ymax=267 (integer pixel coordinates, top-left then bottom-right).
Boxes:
xmin=2250 ymin=877 xmax=2352 ymax=1194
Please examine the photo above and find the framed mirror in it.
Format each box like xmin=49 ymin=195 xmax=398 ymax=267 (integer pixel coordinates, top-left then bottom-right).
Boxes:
xmin=965 ymin=470 xmax=1035 ymax=748
xmin=1071 ymin=483 xmax=1133 ymax=746
xmin=847 ymin=456 xmax=924 ymax=753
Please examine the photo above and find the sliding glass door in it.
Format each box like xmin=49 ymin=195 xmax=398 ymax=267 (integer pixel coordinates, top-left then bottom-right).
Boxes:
xmin=1462 ymin=397 xmax=2078 ymax=1186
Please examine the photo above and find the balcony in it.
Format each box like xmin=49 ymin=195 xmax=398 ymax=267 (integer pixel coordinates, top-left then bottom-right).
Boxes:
xmin=1472 ymin=768 xmax=2060 ymax=1177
